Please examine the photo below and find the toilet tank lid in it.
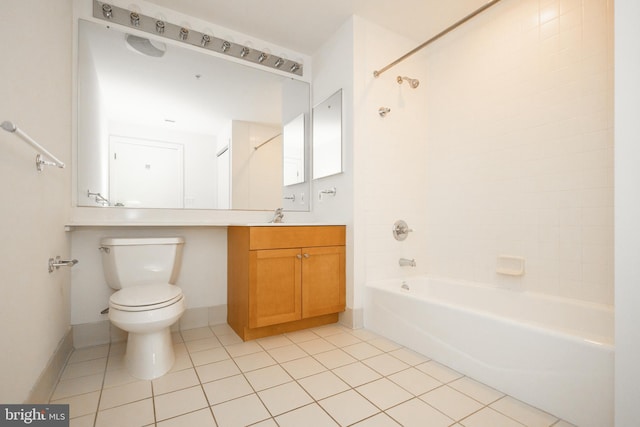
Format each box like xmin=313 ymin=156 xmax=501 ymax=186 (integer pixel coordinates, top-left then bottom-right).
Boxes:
xmin=100 ymin=237 xmax=184 ymax=246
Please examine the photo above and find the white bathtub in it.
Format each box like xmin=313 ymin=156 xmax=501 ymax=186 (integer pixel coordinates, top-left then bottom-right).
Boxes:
xmin=364 ymin=277 xmax=614 ymax=427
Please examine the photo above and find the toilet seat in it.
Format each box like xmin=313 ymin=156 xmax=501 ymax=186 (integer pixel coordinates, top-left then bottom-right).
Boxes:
xmin=110 ymin=283 xmax=183 ymax=312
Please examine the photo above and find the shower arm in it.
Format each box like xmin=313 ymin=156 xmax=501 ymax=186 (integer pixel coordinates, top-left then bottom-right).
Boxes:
xmin=397 ymin=76 xmax=419 ymax=88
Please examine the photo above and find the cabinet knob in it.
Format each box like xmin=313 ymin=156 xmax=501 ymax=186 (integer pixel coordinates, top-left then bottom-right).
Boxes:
xmin=303 ymin=253 xmax=310 ymax=258
xmin=296 ymin=254 xmax=302 ymax=259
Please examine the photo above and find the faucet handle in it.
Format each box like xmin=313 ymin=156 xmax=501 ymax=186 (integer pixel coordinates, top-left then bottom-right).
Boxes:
xmin=270 ymin=207 xmax=285 ymax=223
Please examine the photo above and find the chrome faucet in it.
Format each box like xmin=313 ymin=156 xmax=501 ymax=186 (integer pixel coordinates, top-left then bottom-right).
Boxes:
xmin=270 ymin=207 xmax=284 ymax=223
xmin=399 ymin=258 xmax=416 ymax=267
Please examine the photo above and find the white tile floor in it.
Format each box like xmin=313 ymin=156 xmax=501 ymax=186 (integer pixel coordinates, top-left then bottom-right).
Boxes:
xmin=50 ymin=324 xmax=576 ymax=427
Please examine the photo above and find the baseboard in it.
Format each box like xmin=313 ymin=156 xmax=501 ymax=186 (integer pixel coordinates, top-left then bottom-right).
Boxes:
xmin=73 ymin=320 xmax=111 ymax=348
xmin=208 ymin=305 xmax=227 ymax=326
xmin=26 ymin=328 xmax=74 ymax=404
xmin=339 ymin=307 xmax=363 ymax=329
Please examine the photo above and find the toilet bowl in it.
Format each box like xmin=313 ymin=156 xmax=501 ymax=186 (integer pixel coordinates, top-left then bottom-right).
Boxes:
xmin=109 ymin=283 xmax=185 ymax=379
xmin=100 ymin=237 xmax=186 ymax=380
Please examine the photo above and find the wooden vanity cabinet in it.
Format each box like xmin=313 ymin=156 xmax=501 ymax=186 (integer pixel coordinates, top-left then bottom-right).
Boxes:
xmin=227 ymin=226 xmax=345 ymax=340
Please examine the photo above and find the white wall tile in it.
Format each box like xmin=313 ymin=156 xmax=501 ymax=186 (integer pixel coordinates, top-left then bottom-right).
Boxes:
xmin=414 ymin=0 xmax=613 ymax=304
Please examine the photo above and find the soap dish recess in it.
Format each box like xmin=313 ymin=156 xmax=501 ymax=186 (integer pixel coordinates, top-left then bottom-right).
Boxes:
xmin=496 ymin=255 xmax=525 ymax=276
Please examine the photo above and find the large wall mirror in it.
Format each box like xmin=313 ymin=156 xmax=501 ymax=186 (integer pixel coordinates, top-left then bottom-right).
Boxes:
xmin=312 ymin=89 xmax=343 ymax=180
xmin=77 ymin=19 xmax=310 ymax=211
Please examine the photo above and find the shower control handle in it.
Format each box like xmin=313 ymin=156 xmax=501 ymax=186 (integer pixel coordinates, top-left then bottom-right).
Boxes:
xmin=392 ymin=220 xmax=413 ymax=241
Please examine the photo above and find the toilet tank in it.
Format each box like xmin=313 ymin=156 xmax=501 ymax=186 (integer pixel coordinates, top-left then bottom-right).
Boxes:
xmin=100 ymin=237 xmax=185 ymax=290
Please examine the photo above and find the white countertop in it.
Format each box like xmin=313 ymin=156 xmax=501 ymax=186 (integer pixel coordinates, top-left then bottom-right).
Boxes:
xmin=66 ymin=207 xmax=341 ymax=229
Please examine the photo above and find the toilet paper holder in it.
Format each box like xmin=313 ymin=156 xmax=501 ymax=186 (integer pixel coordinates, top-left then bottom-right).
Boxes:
xmin=48 ymin=256 xmax=78 ymax=273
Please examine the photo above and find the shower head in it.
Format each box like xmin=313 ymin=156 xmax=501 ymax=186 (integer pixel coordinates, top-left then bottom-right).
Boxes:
xmin=397 ymin=76 xmax=420 ymax=89
xmin=125 ymin=34 xmax=166 ymax=57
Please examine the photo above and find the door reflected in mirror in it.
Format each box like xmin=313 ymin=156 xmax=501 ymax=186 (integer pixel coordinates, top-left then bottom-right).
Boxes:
xmin=109 ymin=136 xmax=184 ymax=208
xmin=312 ymin=89 xmax=343 ymax=180
xmin=77 ymin=19 xmax=310 ymax=211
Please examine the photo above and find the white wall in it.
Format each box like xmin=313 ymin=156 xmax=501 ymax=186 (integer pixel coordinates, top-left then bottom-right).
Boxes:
xmin=614 ymin=1 xmax=640 ymax=425
xmin=0 ymin=0 xmax=72 ymax=402
xmin=230 ymin=121 xmax=282 ymax=210
xmin=70 ymin=227 xmax=227 ymax=326
xmin=353 ymin=16 xmax=431 ymax=297
xmin=422 ymin=0 xmax=613 ymax=305
xmin=311 ymin=18 xmax=357 ymax=323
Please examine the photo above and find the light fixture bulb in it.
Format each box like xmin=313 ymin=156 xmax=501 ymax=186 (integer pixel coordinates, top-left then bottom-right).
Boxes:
xmin=102 ymin=4 xmax=113 ymax=19
xmin=130 ymin=12 xmax=140 ymax=26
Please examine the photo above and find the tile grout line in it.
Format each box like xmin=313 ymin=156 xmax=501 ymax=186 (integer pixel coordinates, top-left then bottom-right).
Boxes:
xmin=178 ymin=326 xmax=220 ymax=426
xmin=91 ymin=341 xmax=111 ymax=427
xmin=53 ymin=325 xmax=574 ymax=427
xmin=263 ymin=326 xmax=395 ymax=425
xmin=313 ymin=328 xmax=494 ymax=426
xmin=251 ymin=326 xmax=338 ymax=426
xmin=65 ymin=331 xmax=450 ymax=425
xmin=264 ymin=328 xmax=353 ymax=427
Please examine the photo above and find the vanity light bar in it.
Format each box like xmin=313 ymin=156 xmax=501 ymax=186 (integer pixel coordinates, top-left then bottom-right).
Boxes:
xmin=93 ymin=0 xmax=304 ymax=76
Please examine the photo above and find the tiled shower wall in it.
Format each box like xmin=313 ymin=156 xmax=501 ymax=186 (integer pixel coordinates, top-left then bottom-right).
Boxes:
xmin=423 ymin=0 xmax=613 ymax=304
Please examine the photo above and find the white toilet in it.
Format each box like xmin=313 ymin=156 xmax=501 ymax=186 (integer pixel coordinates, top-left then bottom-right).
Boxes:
xmin=100 ymin=237 xmax=186 ymax=380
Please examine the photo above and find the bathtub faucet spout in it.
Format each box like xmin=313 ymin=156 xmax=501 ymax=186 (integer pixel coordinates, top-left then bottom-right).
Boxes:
xmin=399 ymin=258 xmax=416 ymax=267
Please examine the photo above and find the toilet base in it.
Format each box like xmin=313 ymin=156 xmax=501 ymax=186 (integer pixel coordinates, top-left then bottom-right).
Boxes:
xmin=125 ymin=328 xmax=175 ymax=380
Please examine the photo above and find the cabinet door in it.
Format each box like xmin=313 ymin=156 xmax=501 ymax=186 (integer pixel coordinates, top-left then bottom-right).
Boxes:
xmin=249 ymin=248 xmax=302 ymax=328
xmin=301 ymin=246 xmax=346 ymax=318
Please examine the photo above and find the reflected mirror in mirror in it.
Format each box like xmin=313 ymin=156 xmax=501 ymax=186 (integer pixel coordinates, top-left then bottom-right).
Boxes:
xmin=283 ymin=113 xmax=305 ymax=186
xmin=312 ymin=89 xmax=343 ymax=180
xmin=77 ymin=19 xmax=310 ymax=211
